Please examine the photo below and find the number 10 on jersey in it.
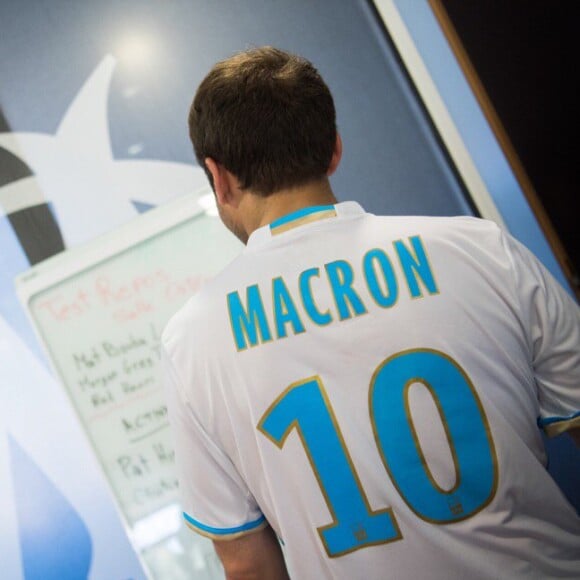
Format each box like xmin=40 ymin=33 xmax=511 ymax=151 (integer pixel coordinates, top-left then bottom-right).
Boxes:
xmin=258 ymin=349 xmax=498 ymax=557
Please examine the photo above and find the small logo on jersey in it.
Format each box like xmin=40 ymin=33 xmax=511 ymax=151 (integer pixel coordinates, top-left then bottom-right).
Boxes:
xmin=447 ymin=496 xmax=464 ymax=516
xmin=352 ymin=524 xmax=368 ymax=542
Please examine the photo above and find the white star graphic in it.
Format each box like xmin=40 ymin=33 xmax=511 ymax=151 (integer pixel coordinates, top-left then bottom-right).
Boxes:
xmin=0 ymin=55 xmax=206 ymax=248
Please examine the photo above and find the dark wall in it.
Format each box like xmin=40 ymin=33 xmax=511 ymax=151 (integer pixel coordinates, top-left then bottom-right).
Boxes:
xmin=440 ymin=0 xmax=578 ymax=281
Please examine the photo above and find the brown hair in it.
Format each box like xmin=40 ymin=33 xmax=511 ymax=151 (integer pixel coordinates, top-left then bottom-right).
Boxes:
xmin=189 ymin=46 xmax=337 ymax=196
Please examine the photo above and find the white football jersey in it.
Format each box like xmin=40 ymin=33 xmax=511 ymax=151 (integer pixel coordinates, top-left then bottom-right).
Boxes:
xmin=162 ymin=201 xmax=580 ymax=579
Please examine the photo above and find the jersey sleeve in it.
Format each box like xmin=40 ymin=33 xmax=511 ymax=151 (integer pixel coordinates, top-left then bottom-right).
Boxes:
xmin=503 ymin=231 xmax=580 ymax=436
xmin=162 ymin=346 xmax=267 ymax=540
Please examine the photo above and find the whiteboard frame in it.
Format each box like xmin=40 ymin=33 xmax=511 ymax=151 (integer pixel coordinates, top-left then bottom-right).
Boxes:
xmin=14 ymin=188 xmax=216 ymax=558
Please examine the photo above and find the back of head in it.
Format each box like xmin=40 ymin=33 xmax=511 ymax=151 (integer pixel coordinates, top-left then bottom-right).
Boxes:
xmin=189 ymin=46 xmax=337 ymax=196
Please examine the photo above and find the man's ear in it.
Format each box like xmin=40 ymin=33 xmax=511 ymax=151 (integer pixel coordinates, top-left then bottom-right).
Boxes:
xmin=205 ymin=158 xmax=229 ymax=206
xmin=205 ymin=157 xmax=228 ymax=205
xmin=205 ymin=158 xmax=242 ymax=207
xmin=326 ymin=132 xmax=343 ymax=177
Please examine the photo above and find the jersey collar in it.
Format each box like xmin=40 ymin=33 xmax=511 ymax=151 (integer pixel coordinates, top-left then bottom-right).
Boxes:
xmin=246 ymin=201 xmax=366 ymax=250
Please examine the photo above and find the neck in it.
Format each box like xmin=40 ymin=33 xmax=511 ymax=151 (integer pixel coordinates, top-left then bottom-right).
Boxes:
xmin=246 ymin=178 xmax=338 ymax=237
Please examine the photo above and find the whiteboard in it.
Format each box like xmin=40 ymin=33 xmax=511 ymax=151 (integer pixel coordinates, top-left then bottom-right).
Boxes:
xmin=15 ymin=191 xmax=242 ymax=527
